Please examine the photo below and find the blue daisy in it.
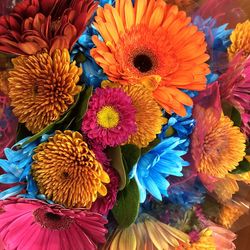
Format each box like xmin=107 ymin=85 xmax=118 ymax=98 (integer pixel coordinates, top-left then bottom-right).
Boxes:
xmin=193 ymin=16 xmax=233 ymax=52
xmin=167 ymin=177 xmax=206 ymax=208
xmin=0 ymin=135 xmax=50 ymax=200
xmin=130 ymin=137 xmax=189 ymax=203
xmin=71 ymin=1 xmax=114 ymax=87
xmin=159 ymin=106 xmax=195 ymax=141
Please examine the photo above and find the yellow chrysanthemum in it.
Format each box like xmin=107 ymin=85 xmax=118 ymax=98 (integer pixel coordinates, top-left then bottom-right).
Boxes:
xmin=213 ymin=178 xmax=239 ymax=203
xmin=32 ymin=130 xmax=110 ymax=208
xmin=102 ymin=81 xmax=166 ymax=148
xmin=91 ymin=0 xmax=210 ymax=116
xmin=108 ymin=214 xmax=189 ymax=250
xmin=184 ymin=229 xmax=216 ymax=250
xmin=8 ymin=49 xmax=82 ymax=133
xmin=228 ymin=20 xmax=250 ymax=60
xmin=218 ymin=202 xmax=248 ymax=229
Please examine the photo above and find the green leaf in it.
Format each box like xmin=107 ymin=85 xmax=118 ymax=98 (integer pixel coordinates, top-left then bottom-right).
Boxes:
xmin=22 ymin=93 xmax=81 ymax=146
xmin=16 ymin=124 xmax=32 ymax=142
xmin=106 ymin=146 xmax=126 ymax=190
xmin=201 ymin=196 xmax=221 ymax=221
xmin=121 ymin=144 xmax=141 ymax=173
xmin=222 ymin=102 xmax=242 ymax=127
xmin=72 ymin=86 xmax=93 ymax=131
xmin=112 ymin=179 xmax=140 ymax=228
xmin=230 ymin=158 xmax=250 ymax=174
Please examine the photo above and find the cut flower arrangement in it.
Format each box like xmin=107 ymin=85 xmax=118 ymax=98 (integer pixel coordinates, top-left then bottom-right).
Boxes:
xmin=0 ymin=0 xmax=249 ymax=249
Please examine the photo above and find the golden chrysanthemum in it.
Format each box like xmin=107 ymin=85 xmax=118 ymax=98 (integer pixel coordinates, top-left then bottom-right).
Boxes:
xmin=107 ymin=214 xmax=189 ymax=250
xmin=193 ymin=112 xmax=246 ymax=178
xmin=32 ymin=130 xmax=110 ymax=208
xmin=218 ymin=202 xmax=248 ymax=229
xmin=213 ymin=178 xmax=239 ymax=203
xmin=183 ymin=229 xmax=216 ymax=250
xmin=8 ymin=49 xmax=82 ymax=133
xmin=102 ymin=81 xmax=166 ymax=148
xmin=228 ymin=20 xmax=250 ymax=60
xmin=91 ymin=0 xmax=210 ymax=116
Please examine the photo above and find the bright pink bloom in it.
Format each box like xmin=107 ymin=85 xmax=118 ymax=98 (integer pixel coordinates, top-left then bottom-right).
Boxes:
xmin=82 ymin=88 xmax=137 ymax=147
xmin=219 ymin=53 xmax=250 ymax=136
xmin=0 ymin=198 xmax=108 ymax=250
xmin=90 ymin=166 xmax=119 ymax=215
xmin=0 ymin=93 xmax=18 ymax=158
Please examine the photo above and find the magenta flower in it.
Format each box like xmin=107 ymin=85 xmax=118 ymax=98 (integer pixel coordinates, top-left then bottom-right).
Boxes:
xmin=219 ymin=53 xmax=250 ymax=136
xmin=0 ymin=198 xmax=108 ymax=250
xmin=82 ymin=88 xmax=136 ymax=147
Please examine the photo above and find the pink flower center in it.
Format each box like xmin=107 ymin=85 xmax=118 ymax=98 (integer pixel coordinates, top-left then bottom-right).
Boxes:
xmin=33 ymin=207 xmax=74 ymax=230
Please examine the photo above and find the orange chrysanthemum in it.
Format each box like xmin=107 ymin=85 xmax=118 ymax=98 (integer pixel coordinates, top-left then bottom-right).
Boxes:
xmin=228 ymin=20 xmax=250 ymax=60
xmin=32 ymin=130 xmax=110 ymax=208
xmin=192 ymin=112 xmax=246 ymax=178
xmin=8 ymin=49 xmax=82 ymax=133
xmin=91 ymin=0 xmax=210 ymax=116
xmin=102 ymin=81 xmax=166 ymax=148
xmin=191 ymin=83 xmax=246 ymax=178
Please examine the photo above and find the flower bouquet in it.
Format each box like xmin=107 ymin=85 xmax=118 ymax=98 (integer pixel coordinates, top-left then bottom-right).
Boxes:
xmin=0 ymin=0 xmax=249 ymax=249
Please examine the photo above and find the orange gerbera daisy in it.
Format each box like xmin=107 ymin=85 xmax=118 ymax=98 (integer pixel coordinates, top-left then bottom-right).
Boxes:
xmin=91 ymin=0 xmax=210 ymax=116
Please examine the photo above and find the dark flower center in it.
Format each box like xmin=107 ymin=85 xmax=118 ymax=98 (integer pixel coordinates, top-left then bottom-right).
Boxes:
xmin=45 ymin=212 xmax=62 ymax=221
xmin=133 ymin=54 xmax=153 ymax=73
xmin=62 ymin=171 xmax=70 ymax=179
xmin=34 ymin=207 xmax=74 ymax=230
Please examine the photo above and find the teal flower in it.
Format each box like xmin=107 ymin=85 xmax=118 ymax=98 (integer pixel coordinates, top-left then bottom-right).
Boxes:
xmin=130 ymin=137 xmax=189 ymax=203
xmin=0 ymin=135 xmax=49 ymax=200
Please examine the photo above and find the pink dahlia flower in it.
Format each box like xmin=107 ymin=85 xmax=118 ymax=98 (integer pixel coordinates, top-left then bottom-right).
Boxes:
xmin=90 ymin=166 xmax=119 ymax=215
xmin=0 ymin=198 xmax=108 ymax=250
xmin=82 ymin=88 xmax=136 ymax=147
xmin=219 ymin=53 xmax=250 ymax=136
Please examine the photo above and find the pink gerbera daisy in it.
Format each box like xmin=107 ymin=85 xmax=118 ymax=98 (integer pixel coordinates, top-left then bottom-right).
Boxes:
xmin=219 ymin=53 xmax=250 ymax=136
xmin=0 ymin=198 xmax=108 ymax=250
xmin=82 ymin=88 xmax=136 ymax=147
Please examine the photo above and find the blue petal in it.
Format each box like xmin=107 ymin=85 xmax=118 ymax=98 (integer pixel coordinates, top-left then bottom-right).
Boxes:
xmin=4 ymin=148 xmax=24 ymax=162
xmin=150 ymin=169 xmax=170 ymax=190
xmin=0 ymin=185 xmax=25 ymax=200
xmin=0 ymin=174 xmax=19 ymax=184
xmin=144 ymin=176 xmax=162 ymax=201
